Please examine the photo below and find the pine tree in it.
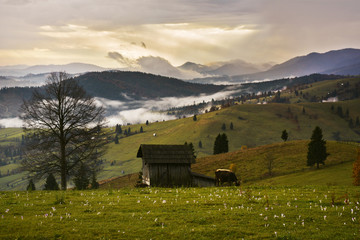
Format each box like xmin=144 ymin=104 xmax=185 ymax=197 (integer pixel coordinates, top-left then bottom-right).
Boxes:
xmin=345 ymin=108 xmax=349 ymax=119
xmin=213 ymin=134 xmax=222 ymax=155
xmin=188 ymin=142 xmax=196 ymax=159
xmin=349 ymin=119 xmax=354 ymax=128
xmin=26 ymin=179 xmax=36 ymax=191
xmin=74 ymin=164 xmax=90 ymax=190
xmin=337 ymin=106 xmax=343 ymax=118
xmin=198 ymin=140 xmax=202 ymax=148
xmin=307 ymin=126 xmax=328 ymax=169
xmin=44 ymin=173 xmax=59 ymax=190
xmin=90 ymin=173 xmax=99 ymax=189
xmin=355 ymin=116 xmax=360 ymax=127
xmin=193 ymin=114 xmax=197 ymax=121
xmin=230 ymin=122 xmax=234 ymax=130
xmin=302 ymin=107 xmax=306 ymax=114
xmin=146 ymin=120 xmax=149 ymax=125
xmin=114 ymin=134 xmax=119 ymax=144
xmin=140 ymin=126 xmax=143 ymax=133
xmin=221 ymin=123 xmax=226 ymax=131
xmin=281 ymin=129 xmax=288 ymax=142
xmin=221 ymin=133 xmax=229 ymax=153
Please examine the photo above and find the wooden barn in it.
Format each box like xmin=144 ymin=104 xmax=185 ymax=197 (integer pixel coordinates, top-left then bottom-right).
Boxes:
xmin=137 ymin=144 xmax=215 ymax=187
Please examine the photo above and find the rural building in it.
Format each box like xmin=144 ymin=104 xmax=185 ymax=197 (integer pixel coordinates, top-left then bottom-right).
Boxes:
xmin=137 ymin=144 xmax=215 ymax=187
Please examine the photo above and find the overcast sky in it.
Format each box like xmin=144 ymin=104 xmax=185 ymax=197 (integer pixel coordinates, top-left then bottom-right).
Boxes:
xmin=0 ymin=0 xmax=359 ymax=67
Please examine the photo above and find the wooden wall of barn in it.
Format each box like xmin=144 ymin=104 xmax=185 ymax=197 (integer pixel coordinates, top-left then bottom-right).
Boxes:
xmin=148 ymin=163 xmax=192 ymax=187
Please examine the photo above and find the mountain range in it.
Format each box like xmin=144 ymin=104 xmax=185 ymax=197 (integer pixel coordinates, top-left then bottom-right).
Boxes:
xmin=190 ymin=48 xmax=360 ymax=84
xmin=1 ymin=48 xmax=359 ymax=87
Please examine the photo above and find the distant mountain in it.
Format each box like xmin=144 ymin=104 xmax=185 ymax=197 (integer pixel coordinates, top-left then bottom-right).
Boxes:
xmin=179 ymin=59 xmax=271 ymax=77
xmin=190 ymin=48 xmax=360 ymax=84
xmin=0 ymin=63 xmax=110 ymax=77
xmin=0 ymin=71 xmax=226 ymax=118
xmin=76 ymin=71 xmax=226 ymax=100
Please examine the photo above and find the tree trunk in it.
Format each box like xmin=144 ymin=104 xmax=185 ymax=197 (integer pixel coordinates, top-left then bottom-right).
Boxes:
xmin=60 ymin=138 xmax=67 ymax=190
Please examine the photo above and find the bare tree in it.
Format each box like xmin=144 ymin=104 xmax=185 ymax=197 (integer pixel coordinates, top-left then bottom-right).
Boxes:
xmin=21 ymin=72 xmax=108 ymax=190
xmin=264 ymin=153 xmax=275 ymax=176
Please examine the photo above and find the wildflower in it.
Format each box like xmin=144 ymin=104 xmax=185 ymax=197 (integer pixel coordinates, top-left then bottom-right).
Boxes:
xmin=97 ymin=212 xmax=101 ymax=215
xmin=52 ymin=207 xmax=56 ymax=211
xmin=281 ymin=213 xmax=285 ymax=218
xmin=137 ymin=200 xmax=140 ymax=203
xmin=5 ymin=209 xmax=9 ymax=213
xmin=154 ymin=218 xmax=158 ymax=222
xmin=162 ymin=200 xmax=166 ymax=204
xmin=324 ymin=215 xmax=327 ymax=220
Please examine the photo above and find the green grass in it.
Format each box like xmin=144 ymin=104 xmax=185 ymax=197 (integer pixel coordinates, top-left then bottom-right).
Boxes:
xmin=101 ymin=99 xmax=360 ymax=181
xmin=192 ymin=140 xmax=359 ymax=184
xmin=1 ymin=77 xmax=360 ymax=189
xmin=0 ymin=186 xmax=359 ymax=239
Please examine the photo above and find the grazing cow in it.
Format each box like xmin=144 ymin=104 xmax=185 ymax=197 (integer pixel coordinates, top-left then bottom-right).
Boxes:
xmin=215 ymin=169 xmax=240 ymax=186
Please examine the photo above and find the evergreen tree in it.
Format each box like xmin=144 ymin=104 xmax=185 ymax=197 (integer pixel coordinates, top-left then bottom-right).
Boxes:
xmin=281 ymin=129 xmax=288 ymax=142
xmin=356 ymin=116 xmax=360 ymax=127
xmin=114 ymin=134 xmax=119 ymax=144
xmin=188 ymin=142 xmax=196 ymax=159
xmin=140 ymin=126 xmax=143 ymax=133
xmin=337 ymin=106 xmax=343 ymax=118
xmin=115 ymin=124 xmax=122 ymax=134
xmin=302 ymin=107 xmax=306 ymax=114
xmin=128 ymin=127 xmax=131 ymax=135
xmin=90 ymin=173 xmax=99 ymax=189
xmin=221 ymin=123 xmax=226 ymax=131
xmin=44 ymin=173 xmax=59 ymax=190
xmin=213 ymin=133 xmax=229 ymax=154
xmin=221 ymin=133 xmax=229 ymax=153
xmin=307 ymin=126 xmax=328 ymax=169
xmin=74 ymin=164 xmax=90 ymax=190
xmin=26 ymin=179 xmax=36 ymax=191
xmin=146 ymin=120 xmax=149 ymax=125
xmin=198 ymin=140 xmax=202 ymax=148
xmin=349 ymin=119 xmax=354 ymax=128
xmin=230 ymin=122 xmax=234 ymax=130
xmin=124 ymin=129 xmax=128 ymax=136
xmin=193 ymin=114 xmax=197 ymax=121
xmin=213 ymin=134 xmax=222 ymax=154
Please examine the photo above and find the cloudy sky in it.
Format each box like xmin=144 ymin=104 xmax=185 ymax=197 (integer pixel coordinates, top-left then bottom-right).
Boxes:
xmin=1 ymin=0 xmax=360 ymax=68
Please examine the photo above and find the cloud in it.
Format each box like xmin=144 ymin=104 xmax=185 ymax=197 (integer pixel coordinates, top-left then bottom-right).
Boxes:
xmin=107 ymin=52 xmax=203 ymax=79
xmin=1 ymin=0 xmax=360 ymax=67
xmin=95 ymin=87 xmax=238 ymax=126
xmin=107 ymin=52 xmax=137 ymax=68
xmin=0 ymin=117 xmax=23 ymax=128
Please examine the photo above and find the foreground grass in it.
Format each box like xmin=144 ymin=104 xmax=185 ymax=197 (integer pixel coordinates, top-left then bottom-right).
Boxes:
xmin=0 ymin=186 xmax=359 ymax=239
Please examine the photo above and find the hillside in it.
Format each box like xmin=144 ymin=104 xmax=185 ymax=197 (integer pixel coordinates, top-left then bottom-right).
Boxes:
xmin=0 ymin=71 xmax=226 ymax=118
xmin=76 ymin=71 xmax=226 ymax=100
xmin=1 ymin=76 xmax=360 ymax=190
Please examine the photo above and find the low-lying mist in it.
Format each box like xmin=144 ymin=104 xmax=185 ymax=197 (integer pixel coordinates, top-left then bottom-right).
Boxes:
xmin=0 ymin=87 xmax=239 ymax=128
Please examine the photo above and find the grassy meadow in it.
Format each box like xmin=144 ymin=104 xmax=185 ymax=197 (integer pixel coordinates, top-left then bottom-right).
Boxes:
xmin=1 ymin=186 xmax=359 ymax=239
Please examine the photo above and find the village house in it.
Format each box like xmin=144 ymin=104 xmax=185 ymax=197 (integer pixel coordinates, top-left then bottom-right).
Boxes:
xmin=137 ymin=144 xmax=214 ymax=187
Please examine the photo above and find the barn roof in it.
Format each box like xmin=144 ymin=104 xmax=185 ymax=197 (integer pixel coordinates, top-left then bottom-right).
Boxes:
xmin=137 ymin=144 xmax=195 ymax=164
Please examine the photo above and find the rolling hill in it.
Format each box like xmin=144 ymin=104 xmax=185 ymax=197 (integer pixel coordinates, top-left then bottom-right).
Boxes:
xmin=1 ymin=76 xmax=360 ymax=190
